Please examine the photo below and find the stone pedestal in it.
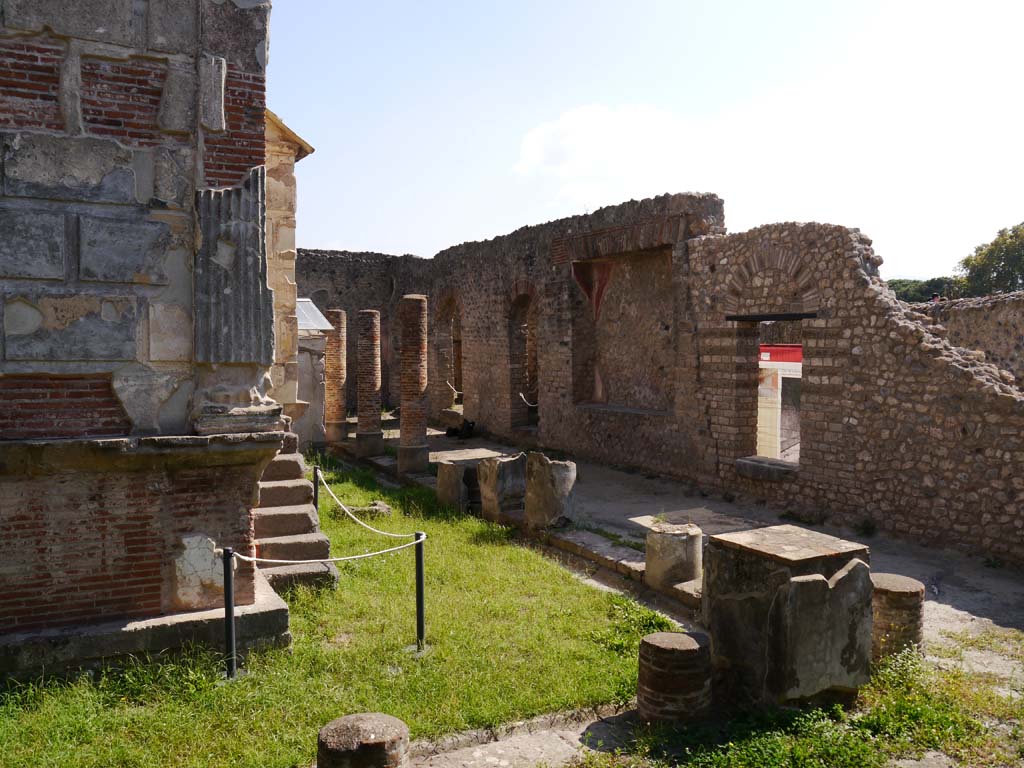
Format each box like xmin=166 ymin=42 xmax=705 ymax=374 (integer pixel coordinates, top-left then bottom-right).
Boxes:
xmin=870 ymin=572 xmax=925 ymax=662
xmin=524 ymin=452 xmax=576 ymax=531
xmin=355 ymin=430 xmax=385 ymax=458
xmin=318 ymin=713 xmax=409 ymax=768
xmin=637 ymin=632 xmax=712 ymax=722
xmin=398 ymin=295 xmax=429 ymax=475
xmin=477 ymin=453 xmax=526 ymax=523
xmin=436 ymin=460 xmax=469 ymax=511
xmin=357 ymin=309 xmax=383 ymax=443
xmin=645 ymin=523 xmax=703 ymax=592
xmin=703 ymin=524 xmax=872 ymax=709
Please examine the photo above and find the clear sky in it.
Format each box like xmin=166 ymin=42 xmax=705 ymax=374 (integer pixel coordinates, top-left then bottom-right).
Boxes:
xmin=267 ymin=0 xmax=1024 ymax=280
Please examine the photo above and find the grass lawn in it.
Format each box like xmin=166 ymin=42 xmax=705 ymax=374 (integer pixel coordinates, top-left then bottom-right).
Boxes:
xmin=0 ymin=462 xmax=672 ymax=768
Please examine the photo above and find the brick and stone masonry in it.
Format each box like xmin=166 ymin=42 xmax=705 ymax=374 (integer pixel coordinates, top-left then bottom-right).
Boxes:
xmin=325 ymin=309 xmax=347 ymax=443
xmin=398 ymin=295 xmax=429 ymax=474
xmin=870 ymin=572 xmax=926 ymax=662
xmin=356 ymin=310 xmax=385 ymax=457
xmin=637 ymin=631 xmax=713 ymax=722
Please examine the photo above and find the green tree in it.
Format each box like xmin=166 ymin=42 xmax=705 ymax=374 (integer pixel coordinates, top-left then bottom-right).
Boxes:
xmin=958 ymin=222 xmax=1024 ymax=295
xmin=888 ymin=276 xmax=966 ymax=302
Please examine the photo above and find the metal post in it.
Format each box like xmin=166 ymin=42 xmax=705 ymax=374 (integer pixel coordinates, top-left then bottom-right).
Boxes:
xmin=223 ymin=547 xmax=236 ymax=679
xmin=415 ymin=531 xmax=426 ymax=650
xmin=313 ymin=465 xmax=320 ymax=511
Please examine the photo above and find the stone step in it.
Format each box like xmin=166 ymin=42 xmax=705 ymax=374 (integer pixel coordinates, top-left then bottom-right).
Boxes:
xmin=261 ymin=561 xmax=340 ymax=591
xmin=256 ymin=532 xmax=331 ymax=562
xmin=259 ymin=478 xmax=313 ymax=508
xmin=253 ymin=503 xmax=320 ymax=538
xmin=282 ymin=432 xmax=299 ymax=454
xmin=261 ymin=453 xmax=307 ymax=482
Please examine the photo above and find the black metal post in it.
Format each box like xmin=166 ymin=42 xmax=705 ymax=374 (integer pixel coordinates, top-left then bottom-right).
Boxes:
xmin=415 ymin=532 xmax=426 ymax=650
xmin=223 ymin=547 xmax=236 ymax=679
xmin=313 ymin=465 xmax=320 ymax=511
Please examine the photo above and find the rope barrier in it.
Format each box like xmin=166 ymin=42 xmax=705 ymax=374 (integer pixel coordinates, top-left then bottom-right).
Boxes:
xmin=318 ymin=472 xmax=418 ymax=539
xmin=519 ymin=392 xmax=538 ymax=408
xmin=447 ymin=380 xmax=462 ymax=396
xmin=232 ymin=536 xmax=423 ymax=565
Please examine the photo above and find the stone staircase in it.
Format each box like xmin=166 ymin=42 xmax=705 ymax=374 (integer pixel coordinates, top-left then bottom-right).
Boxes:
xmin=253 ymin=433 xmax=339 ymax=591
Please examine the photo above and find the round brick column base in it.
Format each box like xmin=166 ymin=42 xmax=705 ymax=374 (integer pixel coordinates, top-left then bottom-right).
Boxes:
xmin=637 ymin=631 xmax=712 ymax=722
xmin=871 ymin=572 xmax=925 ymax=662
xmin=318 ymin=712 xmax=409 ymax=768
xmin=398 ymin=444 xmax=429 ymax=475
xmin=355 ymin=431 xmax=385 ymax=458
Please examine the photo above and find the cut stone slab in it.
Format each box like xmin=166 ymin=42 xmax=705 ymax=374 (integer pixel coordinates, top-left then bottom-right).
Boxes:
xmin=255 ymin=532 xmax=330 ymax=562
xmin=524 ymin=452 xmax=577 ymax=531
xmin=436 ymin=461 xmax=469 ymax=512
xmin=549 ymin=529 xmax=646 ymax=582
xmin=258 ymin=477 xmax=313 ymax=508
xmin=262 ymin=561 xmax=339 ymax=591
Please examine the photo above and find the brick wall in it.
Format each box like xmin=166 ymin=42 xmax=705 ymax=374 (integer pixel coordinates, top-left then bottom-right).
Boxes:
xmin=80 ymin=57 xmax=182 ymax=147
xmin=0 ymin=375 xmax=131 ymax=440
xmin=0 ymin=35 xmax=63 ymax=131
xmin=0 ymin=438 xmax=273 ymax=634
xmin=204 ymin=68 xmax=266 ymax=188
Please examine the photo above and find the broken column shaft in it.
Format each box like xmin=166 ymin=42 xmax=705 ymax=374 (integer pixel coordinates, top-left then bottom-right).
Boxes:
xmin=398 ymin=295 xmax=429 ymax=474
xmin=356 ymin=309 xmax=384 ymax=457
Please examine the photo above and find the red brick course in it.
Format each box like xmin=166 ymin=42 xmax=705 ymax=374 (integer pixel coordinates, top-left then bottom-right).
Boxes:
xmin=203 ymin=67 xmax=265 ymax=187
xmin=0 ymin=36 xmax=64 ymax=131
xmin=0 ymin=375 xmax=131 ymax=440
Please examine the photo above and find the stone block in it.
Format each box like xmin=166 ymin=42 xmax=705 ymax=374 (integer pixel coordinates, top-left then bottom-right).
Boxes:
xmin=477 ymin=453 xmax=526 ymax=523
xmin=147 ymin=0 xmax=198 ymax=53
xmin=2 ymin=134 xmax=136 ymax=204
xmin=703 ymin=524 xmax=871 ymax=708
xmin=4 ymin=295 xmax=137 ymax=361
xmin=524 ymin=451 xmax=576 ymax=531
xmin=871 ymin=572 xmax=925 ymax=661
xmin=0 ymin=209 xmax=65 ymax=280
xmin=79 ymin=215 xmax=171 ymax=284
xmin=157 ymin=66 xmax=197 ymax=134
xmin=4 ymin=0 xmax=135 ymax=44
xmin=200 ymin=0 xmax=270 ymax=73
xmin=398 ymin=445 xmax=429 ymax=475
xmin=148 ymin=302 xmax=192 ymax=362
xmin=436 ymin=461 xmax=469 ymax=511
xmin=355 ymin=431 xmax=385 ymax=458
xmin=199 ymin=55 xmax=226 ymax=132
xmin=318 ymin=713 xmax=409 ymax=768
xmin=645 ymin=522 xmax=702 ymax=592
xmin=153 ymin=148 xmax=194 ymax=209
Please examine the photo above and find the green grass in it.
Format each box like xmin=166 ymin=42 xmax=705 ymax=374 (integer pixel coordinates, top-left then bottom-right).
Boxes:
xmin=570 ymin=649 xmax=1024 ymax=768
xmin=0 ymin=463 xmax=672 ymax=768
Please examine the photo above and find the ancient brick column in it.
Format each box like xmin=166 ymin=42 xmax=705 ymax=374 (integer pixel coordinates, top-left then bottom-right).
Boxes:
xmin=324 ymin=309 xmax=347 ymax=443
xmin=637 ymin=632 xmax=712 ymax=722
xmin=355 ymin=310 xmax=384 ymax=457
xmin=398 ymin=295 xmax=429 ymax=474
xmin=870 ymin=572 xmax=925 ymax=662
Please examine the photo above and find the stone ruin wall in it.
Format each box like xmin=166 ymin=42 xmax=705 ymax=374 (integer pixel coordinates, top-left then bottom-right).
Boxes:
xmin=906 ymin=292 xmax=1024 ymax=389
xmin=296 ymin=196 xmax=1024 ymax=566
xmin=0 ymin=0 xmax=281 ymax=639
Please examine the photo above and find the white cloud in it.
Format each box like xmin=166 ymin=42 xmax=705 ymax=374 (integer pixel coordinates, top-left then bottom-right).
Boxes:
xmin=514 ymin=6 xmax=1024 ymax=278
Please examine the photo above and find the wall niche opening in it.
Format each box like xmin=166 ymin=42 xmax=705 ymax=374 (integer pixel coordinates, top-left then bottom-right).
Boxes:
xmin=437 ymin=296 xmax=463 ymax=410
xmin=571 ymin=249 xmax=673 ymax=415
xmin=755 ymin=319 xmax=803 ymax=464
xmin=509 ymin=293 xmax=538 ymax=429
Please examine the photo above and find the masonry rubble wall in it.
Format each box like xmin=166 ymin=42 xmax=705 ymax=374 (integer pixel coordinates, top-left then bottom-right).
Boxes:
xmin=296 ymin=194 xmax=1024 ymax=566
xmin=0 ymin=0 xmax=284 ymax=652
xmin=906 ymin=292 xmax=1024 ymax=388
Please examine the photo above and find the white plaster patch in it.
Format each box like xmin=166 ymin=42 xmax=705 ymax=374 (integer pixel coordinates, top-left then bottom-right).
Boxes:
xmin=214 ymin=238 xmax=236 ymax=270
xmin=4 ymin=299 xmax=43 ymax=336
xmin=172 ymin=535 xmax=226 ymax=610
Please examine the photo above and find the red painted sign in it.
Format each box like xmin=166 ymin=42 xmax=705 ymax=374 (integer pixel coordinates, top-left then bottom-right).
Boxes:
xmin=759 ymin=344 xmax=803 ymax=363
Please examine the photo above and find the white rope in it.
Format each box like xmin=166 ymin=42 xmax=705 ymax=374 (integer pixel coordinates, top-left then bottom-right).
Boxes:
xmin=446 ymin=380 xmax=462 ymax=395
xmin=233 ymin=537 xmax=422 ymax=565
xmin=319 ymin=471 xmax=418 ymax=539
xmin=519 ymin=392 xmax=538 ymax=408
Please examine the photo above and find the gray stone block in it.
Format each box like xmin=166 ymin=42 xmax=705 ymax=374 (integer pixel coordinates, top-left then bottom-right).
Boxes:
xmin=4 ymin=0 xmax=135 ymax=45
xmin=147 ymin=0 xmax=198 ymax=53
xmin=436 ymin=461 xmax=469 ymax=511
xmin=0 ymin=209 xmax=65 ymax=280
xmin=524 ymin=452 xmax=576 ymax=531
xmin=2 ymin=134 xmax=136 ymax=204
xmin=645 ymin=522 xmax=702 ymax=592
xmin=200 ymin=0 xmax=270 ymax=74
xmin=478 ymin=453 xmax=526 ymax=523
xmin=200 ymin=55 xmax=227 ymax=132
xmin=79 ymin=215 xmax=171 ymax=284
xmin=157 ymin=66 xmax=197 ymax=134
xmin=4 ymin=295 xmax=138 ymax=361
